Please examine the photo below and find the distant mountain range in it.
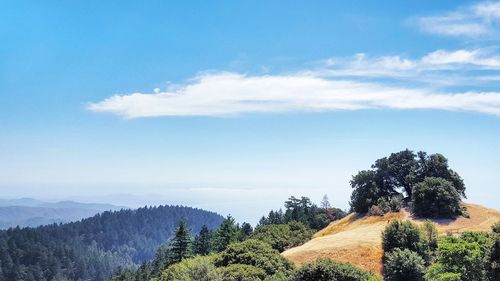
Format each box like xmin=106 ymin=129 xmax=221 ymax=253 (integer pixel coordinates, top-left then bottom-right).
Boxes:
xmin=0 ymin=198 xmax=125 ymax=229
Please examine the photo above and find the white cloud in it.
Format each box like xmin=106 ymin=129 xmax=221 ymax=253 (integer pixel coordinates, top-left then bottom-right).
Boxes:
xmin=319 ymin=49 xmax=500 ymax=82
xmin=415 ymin=1 xmax=500 ymax=38
xmin=87 ymin=72 xmax=500 ymax=118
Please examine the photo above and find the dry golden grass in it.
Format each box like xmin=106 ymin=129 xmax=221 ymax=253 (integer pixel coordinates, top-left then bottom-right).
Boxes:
xmin=282 ymin=203 xmax=500 ymax=276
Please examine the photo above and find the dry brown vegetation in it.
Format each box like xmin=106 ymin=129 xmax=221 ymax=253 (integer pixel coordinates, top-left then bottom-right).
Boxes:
xmin=282 ymin=203 xmax=500 ymax=276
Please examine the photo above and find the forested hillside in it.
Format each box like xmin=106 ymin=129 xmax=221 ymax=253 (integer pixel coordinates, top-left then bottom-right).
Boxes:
xmin=0 ymin=205 xmax=223 ymax=281
xmin=109 ymin=195 xmax=347 ymax=281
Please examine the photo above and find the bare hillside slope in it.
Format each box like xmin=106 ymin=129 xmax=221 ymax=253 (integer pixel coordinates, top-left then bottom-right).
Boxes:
xmin=282 ymin=203 xmax=500 ymax=275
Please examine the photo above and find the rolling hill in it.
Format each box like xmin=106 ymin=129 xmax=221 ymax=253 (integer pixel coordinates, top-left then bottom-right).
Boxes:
xmin=282 ymin=203 xmax=500 ymax=276
xmin=0 ymin=198 xmax=125 ymax=229
xmin=0 ymin=205 xmax=224 ymax=281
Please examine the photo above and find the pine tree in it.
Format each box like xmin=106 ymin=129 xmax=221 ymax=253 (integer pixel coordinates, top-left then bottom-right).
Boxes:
xmin=193 ymin=225 xmax=211 ymax=255
xmin=240 ymin=222 xmax=253 ymax=239
xmin=320 ymin=194 xmax=331 ymax=210
xmin=169 ymin=220 xmax=192 ymax=263
xmin=212 ymin=215 xmax=239 ymax=252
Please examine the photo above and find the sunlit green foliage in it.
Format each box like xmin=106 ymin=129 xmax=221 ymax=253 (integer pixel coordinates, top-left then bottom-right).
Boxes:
xmin=290 ymin=258 xmax=379 ymax=281
xmin=383 ymin=248 xmax=425 ymax=281
xmin=214 ymin=239 xmax=293 ymax=276
xmin=250 ymin=221 xmax=311 ymax=252
xmin=159 ymin=255 xmax=221 ymax=281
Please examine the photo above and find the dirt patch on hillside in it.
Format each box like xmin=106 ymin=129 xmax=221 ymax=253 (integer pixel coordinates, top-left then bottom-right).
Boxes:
xmin=282 ymin=203 xmax=500 ymax=276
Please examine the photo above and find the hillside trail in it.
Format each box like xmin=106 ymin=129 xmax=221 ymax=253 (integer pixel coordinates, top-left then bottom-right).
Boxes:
xmin=282 ymin=203 xmax=500 ymax=275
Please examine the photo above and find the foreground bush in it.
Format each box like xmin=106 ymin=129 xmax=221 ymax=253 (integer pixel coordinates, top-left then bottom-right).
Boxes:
xmin=383 ymin=248 xmax=425 ymax=281
xmin=290 ymin=258 xmax=379 ymax=281
xmin=425 ymin=264 xmax=461 ymax=281
xmin=382 ymin=220 xmax=429 ymax=258
xmin=250 ymin=221 xmax=312 ymax=252
xmin=412 ymin=177 xmax=462 ymax=218
xmin=217 ymin=264 xmax=266 ymax=281
xmin=430 ymin=236 xmax=486 ymax=281
xmin=159 ymin=255 xmax=221 ymax=281
xmin=214 ymin=239 xmax=293 ymax=276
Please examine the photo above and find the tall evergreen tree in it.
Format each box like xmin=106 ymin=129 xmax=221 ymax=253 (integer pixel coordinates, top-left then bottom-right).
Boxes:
xmin=169 ymin=220 xmax=192 ymax=263
xmin=193 ymin=225 xmax=211 ymax=256
xmin=240 ymin=222 xmax=253 ymax=239
xmin=212 ymin=215 xmax=239 ymax=252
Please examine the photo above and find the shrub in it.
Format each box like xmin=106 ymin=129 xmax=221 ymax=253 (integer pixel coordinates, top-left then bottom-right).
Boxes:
xmin=159 ymin=255 xmax=221 ymax=281
xmin=290 ymin=258 xmax=379 ymax=281
xmin=432 ymin=236 xmax=486 ymax=281
xmin=425 ymin=264 xmax=461 ymax=281
xmin=368 ymin=205 xmax=385 ymax=216
xmin=490 ymin=234 xmax=500 ymax=281
xmin=388 ymin=195 xmax=404 ymax=212
xmin=412 ymin=177 xmax=462 ymax=218
xmin=250 ymin=222 xmax=311 ymax=252
xmin=367 ymin=195 xmax=404 ymax=216
xmin=383 ymin=248 xmax=425 ymax=281
xmin=492 ymin=221 xmax=500 ymax=233
xmin=382 ymin=220 xmax=429 ymax=259
xmin=262 ymin=272 xmax=289 ymax=281
xmin=214 ymin=239 xmax=293 ymax=276
xmin=217 ymin=264 xmax=266 ymax=281
xmin=377 ymin=197 xmax=391 ymax=213
xmin=421 ymin=220 xmax=438 ymax=250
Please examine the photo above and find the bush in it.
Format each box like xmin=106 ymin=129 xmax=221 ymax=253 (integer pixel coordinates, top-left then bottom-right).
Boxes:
xmin=432 ymin=236 xmax=486 ymax=281
xmin=217 ymin=264 xmax=266 ymax=281
xmin=263 ymin=272 xmax=289 ymax=281
xmin=412 ymin=177 xmax=462 ymax=218
xmin=492 ymin=221 xmax=500 ymax=233
xmin=425 ymin=264 xmax=461 ymax=281
xmin=383 ymin=248 xmax=425 ymax=281
xmin=367 ymin=195 xmax=404 ymax=216
xmin=382 ymin=220 xmax=429 ymax=259
xmin=421 ymin=220 xmax=438 ymax=250
xmin=159 ymin=255 xmax=221 ymax=281
xmin=490 ymin=235 xmax=500 ymax=281
xmin=250 ymin=222 xmax=311 ymax=252
xmin=388 ymin=195 xmax=404 ymax=212
xmin=290 ymin=259 xmax=379 ymax=281
xmin=368 ymin=205 xmax=385 ymax=216
xmin=214 ymin=239 xmax=293 ymax=276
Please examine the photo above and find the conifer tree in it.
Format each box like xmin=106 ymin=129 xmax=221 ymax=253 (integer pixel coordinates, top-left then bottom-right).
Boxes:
xmin=193 ymin=225 xmax=211 ymax=255
xmin=169 ymin=220 xmax=192 ymax=263
xmin=212 ymin=215 xmax=239 ymax=252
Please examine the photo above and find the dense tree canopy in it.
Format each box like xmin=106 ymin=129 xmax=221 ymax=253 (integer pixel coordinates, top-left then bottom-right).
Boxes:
xmin=429 ymin=236 xmax=486 ymax=281
xmin=259 ymin=196 xmax=345 ymax=231
xmin=0 ymin=205 xmax=223 ymax=281
xmin=350 ymin=150 xmax=466 ymax=218
xmin=412 ymin=177 xmax=462 ymax=218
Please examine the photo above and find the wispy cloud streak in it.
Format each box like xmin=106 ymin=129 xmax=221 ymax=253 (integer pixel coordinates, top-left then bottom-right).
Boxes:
xmin=87 ymin=72 xmax=500 ymax=118
xmin=415 ymin=1 xmax=500 ymax=38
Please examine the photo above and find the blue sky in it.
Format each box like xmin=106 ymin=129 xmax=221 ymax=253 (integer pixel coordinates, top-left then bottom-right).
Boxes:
xmin=1 ymin=1 xmax=500 ymax=223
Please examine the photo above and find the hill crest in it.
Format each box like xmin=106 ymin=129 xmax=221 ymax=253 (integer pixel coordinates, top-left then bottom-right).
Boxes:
xmin=282 ymin=203 xmax=500 ymax=275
